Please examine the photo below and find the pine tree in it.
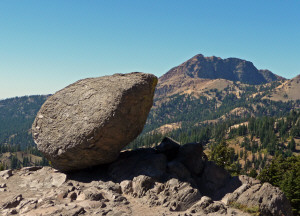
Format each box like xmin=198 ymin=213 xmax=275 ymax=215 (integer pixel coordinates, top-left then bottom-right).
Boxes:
xmin=288 ymin=138 xmax=296 ymax=151
xmin=249 ymin=169 xmax=258 ymax=178
xmin=0 ymin=162 xmax=4 ymax=171
xmin=209 ymin=139 xmax=234 ymax=169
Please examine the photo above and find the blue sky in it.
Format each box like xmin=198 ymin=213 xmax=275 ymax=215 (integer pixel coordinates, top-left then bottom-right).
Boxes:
xmin=0 ymin=1 xmax=299 ymax=99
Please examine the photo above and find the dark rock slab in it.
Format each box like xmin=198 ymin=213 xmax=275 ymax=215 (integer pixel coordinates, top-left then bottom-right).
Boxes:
xmin=176 ymin=143 xmax=205 ymax=175
xmin=108 ymin=148 xmax=167 ymax=182
xmin=156 ymin=137 xmax=180 ymax=160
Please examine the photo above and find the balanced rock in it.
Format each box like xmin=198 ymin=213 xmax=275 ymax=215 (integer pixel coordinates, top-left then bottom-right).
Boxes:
xmin=32 ymin=72 xmax=157 ymax=171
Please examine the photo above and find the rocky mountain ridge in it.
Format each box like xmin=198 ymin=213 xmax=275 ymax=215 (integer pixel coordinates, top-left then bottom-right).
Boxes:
xmin=153 ymin=54 xmax=298 ymax=121
xmin=157 ymin=54 xmax=283 ymax=97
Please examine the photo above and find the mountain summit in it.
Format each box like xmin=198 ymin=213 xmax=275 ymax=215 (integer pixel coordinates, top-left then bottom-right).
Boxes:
xmin=160 ymin=54 xmax=283 ymax=85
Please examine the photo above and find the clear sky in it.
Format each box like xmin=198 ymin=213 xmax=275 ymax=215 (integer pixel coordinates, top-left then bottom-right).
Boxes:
xmin=1 ymin=1 xmax=299 ymax=99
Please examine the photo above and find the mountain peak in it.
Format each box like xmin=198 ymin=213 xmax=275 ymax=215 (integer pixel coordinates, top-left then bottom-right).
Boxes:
xmin=192 ymin=54 xmax=204 ymax=59
xmin=191 ymin=54 xmax=223 ymax=62
xmin=160 ymin=54 xmax=282 ymax=85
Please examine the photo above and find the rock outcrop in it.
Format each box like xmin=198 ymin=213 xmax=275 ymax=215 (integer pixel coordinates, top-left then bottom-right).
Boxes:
xmin=222 ymin=175 xmax=293 ymax=216
xmin=0 ymin=138 xmax=292 ymax=216
xmin=32 ymin=72 xmax=157 ymax=171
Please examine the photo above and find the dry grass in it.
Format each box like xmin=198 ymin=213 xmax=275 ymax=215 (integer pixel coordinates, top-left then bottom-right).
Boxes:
xmin=0 ymin=152 xmax=42 ymax=168
xmin=149 ymin=122 xmax=182 ymax=135
xmin=155 ymin=77 xmax=244 ymax=102
xmin=229 ymin=201 xmax=260 ymax=216
xmin=263 ymin=75 xmax=300 ymax=102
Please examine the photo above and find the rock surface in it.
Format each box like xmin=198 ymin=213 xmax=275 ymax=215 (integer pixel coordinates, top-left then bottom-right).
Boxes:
xmin=32 ymin=72 xmax=157 ymax=171
xmin=0 ymin=138 xmax=292 ymax=216
xmin=222 ymin=175 xmax=293 ymax=216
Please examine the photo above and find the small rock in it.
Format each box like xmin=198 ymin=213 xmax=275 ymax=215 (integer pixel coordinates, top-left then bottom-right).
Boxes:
xmin=169 ymin=201 xmax=180 ymax=211
xmin=68 ymin=186 xmax=76 ymax=192
xmin=67 ymin=191 xmax=78 ymax=201
xmin=76 ymin=191 xmax=86 ymax=201
xmin=120 ymin=180 xmax=133 ymax=194
xmin=209 ymin=201 xmax=227 ymax=214
xmin=102 ymin=181 xmax=122 ymax=194
xmin=17 ymin=199 xmax=38 ymax=214
xmin=2 ymin=194 xmax=23 ymax=209
xmin=67 ymin=182 xmax=74 ymax=186
xmin=0 ymin=169 xmax=13 ymax=179
xmin=40 ymin=200 xmax=55 ymax=208
xmin=100 ymin=202 xmax=107 ymax=208
xmin=8 ymin=209 xmax=18 ymax=215
xmin=57 ymin=191 xmax=68 ymax=201
xmin=84 ymin=187 xmax=104 ymax=201
xmin=66 ymin=207 xmax=86 ymax=216
xmin=77 ymin=200 xmax=104 ymax=209
xmin=64 ymin=203 xmax=78 ymax=210
xmin=20 ymin=166 xmax=43 ymax=172
xmin=132 ymin=175 xmax=155 ymax=198
xmin=0 ymin=183 xmax=7 ymax=188
xmin=51 ymin=171 xmax=67 ymax=187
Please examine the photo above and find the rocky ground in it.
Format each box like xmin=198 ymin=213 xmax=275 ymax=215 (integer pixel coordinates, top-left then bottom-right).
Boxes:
xmin=0 ymin=166 xmax=250 ymax=216
xmin=0 ymin=138 xmax=292 ymax=216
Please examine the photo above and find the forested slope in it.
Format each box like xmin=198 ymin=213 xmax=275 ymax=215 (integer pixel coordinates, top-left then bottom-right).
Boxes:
xmin=0 ymin=95 xmax=48 ymax=148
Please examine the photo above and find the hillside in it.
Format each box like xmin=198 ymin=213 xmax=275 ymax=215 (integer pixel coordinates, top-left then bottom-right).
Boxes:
xmin=147 ymin=54 xmax=299 ymax=134
xmin=0 ymin=95 xmax=49 ymax=149
xmin=147 ymin=81 xmax=300 ymax=133
xmin=0 ymin=152 xmax=43 ymax=170
xmin=263 ymin=74 xmax=300 ymax=102
xmin=0 ymin=95 xmax=49 ymax=169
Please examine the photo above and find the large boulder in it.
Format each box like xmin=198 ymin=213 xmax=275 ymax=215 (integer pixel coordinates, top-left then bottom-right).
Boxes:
xmin=32 ymin=72 xmax=157 ymax=171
